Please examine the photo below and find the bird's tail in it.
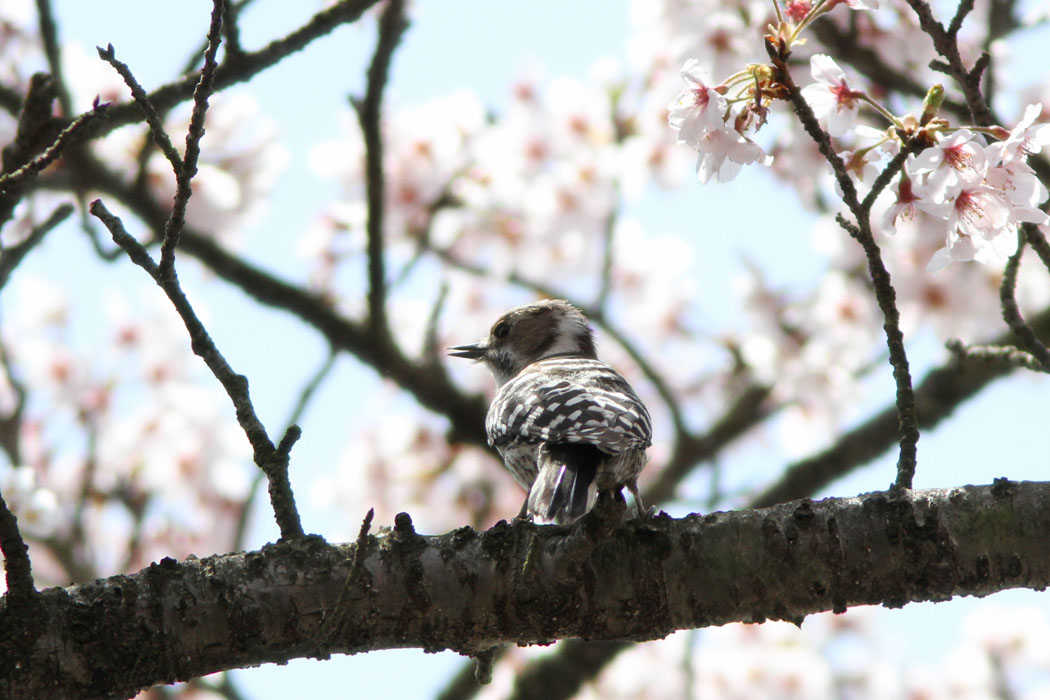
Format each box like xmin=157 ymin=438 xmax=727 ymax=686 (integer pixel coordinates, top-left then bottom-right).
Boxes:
xmin=528 ymin=443 xmax=600 ymax=525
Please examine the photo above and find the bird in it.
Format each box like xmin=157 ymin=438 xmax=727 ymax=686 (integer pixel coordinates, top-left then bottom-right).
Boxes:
xmin=450 ymin=299 xmax=652 ymax=525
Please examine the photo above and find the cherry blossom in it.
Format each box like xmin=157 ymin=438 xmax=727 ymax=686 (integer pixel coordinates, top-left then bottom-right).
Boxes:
xmin=994 ymin=103 xmax=1050 ymax=162
xmin=693 ymin=126 xmax=769 ymax=183
xmin=929 ymin=184 xmax=1017 ymax=269
xmin=879 ymin=175 xmax=951 ymax=238
xmin=910 ymin=129 xmax=987 ymax=202
xmin=667 ymin=58 xmax=728 ymax=146
xmin=801 ymin=54 xmax=866 ymax=138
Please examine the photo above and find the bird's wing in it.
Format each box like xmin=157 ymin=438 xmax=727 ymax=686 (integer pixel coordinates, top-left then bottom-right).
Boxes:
xmin=486 ymin=361 xmax=651 ymax=452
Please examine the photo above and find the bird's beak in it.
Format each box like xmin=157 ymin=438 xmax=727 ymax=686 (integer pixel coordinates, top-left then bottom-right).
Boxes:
xmin=448 ymin=343 xmax=487 ymax=360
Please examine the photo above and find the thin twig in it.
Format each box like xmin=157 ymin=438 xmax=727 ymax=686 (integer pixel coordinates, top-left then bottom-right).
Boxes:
xmin=1024 ymin=222 xmax=1050 ymax=276
xmin=860 ymin=138 xmax=924 ymax=212
xmin=34 ymin=0 xmax=71 ymax=116
xmin=160 ymin=0 xmax=226 ymax=276
xmin=96 ymin=44 xmax=183 ymax=173
xmin=767 ymin=38 xmax=919 ymax=489
xmin=231 ymin=349 xmax=337 ymax=550
xmin=0 ymin=75 xmax=60 ymax=229
xmin=596 ymin=196 xmax=620 ymax=309
xmin=946 ymin=0 xmax=976 ymax=36
xmin=354 ymin=0 xmax=409 ymax=337
xmin=0 ymin=338 xmax=27 ymax=465
xmin=753 ymin=305 xmax=1050 ymax=507
xmin=997 ymin=234 xmax=1050 ymax=368
xmin=0 ymin=104 xmax=105 ymax=195
xmin=221 ymin=0 xmax=245 ymax=60
xmin=89 ymin=199 xmax=305 ymax=540
xmin=903 ymin=0 xmax=995 ymax=127
xmin=423 ymin=282 xmax=449 ymax=365
xmin=71 ymin=145 xmax=490 ymax=448
xmin=70 ymin=0 xmax=383 ymax=143
xmin=945 ymin=339 xmax=1047 ymax=372
xmin=0 ymin=202 xmax=73 ymax=289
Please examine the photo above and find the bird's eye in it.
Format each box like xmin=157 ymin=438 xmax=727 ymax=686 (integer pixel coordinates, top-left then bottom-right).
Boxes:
xmin=493 ymin=321 xmax=511 ymax=339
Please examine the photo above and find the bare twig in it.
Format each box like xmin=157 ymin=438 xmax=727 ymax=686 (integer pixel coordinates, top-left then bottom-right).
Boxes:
xmin=0 ymin=203 xmax=74 ymax=289
xmin=997 ymin=232 xmax=1050 ymax=368
xmin=72 ymin=147 xmax=490 ymax=447
xmin=945 ymin=339 xmax=1047 ymax=372
xmin=946 ymin=0 xmax=976 ymax=37
xmin=753 ymin=304 xmax=1050 ymax=507
xmin=221 ymin=0 xmax=245 ymax=60
xmin=423 ymin=282 xmax=449 ymax=365
xmin=159 ymin=0 xmax=226 ymax=276
xmin=903 ymin=0 xmax=995 ymax=127
xmin=766 ymin=38 xmax=919 ymax=490
xmin=34 ymin=0 xmax=72 ymax=116
xmin=232 ymin=350 xmax=337 ymax=550
xmin=96 ymin=44 xmax=183 ymax=174
xmin=68 ymin=0 xmax=382 ymax=145
xmin=89 ymin=199 xmax=305 ymax=540
xmin=596 ymin=201 xmax=619 ymax=310
xmin=860 ymin=138 xmax=924 ymax=212
xmin=353 ymin=0 xmax=409 ymax=337
xmin=0 ymin=340 xmax=27 ymax=466
xmin=1024 ymin=222 xmax=1050 ymax=276
xmin=0 ymin=96 xmax=104 ymax=196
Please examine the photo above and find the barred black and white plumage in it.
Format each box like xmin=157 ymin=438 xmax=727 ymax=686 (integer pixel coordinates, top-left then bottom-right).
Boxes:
xmin=450 ymin=299 xmax=652 ymax=525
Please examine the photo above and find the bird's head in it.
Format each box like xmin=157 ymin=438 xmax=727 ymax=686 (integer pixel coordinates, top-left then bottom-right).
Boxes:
xmin=449 ymin=299 xmax=597 ymax=386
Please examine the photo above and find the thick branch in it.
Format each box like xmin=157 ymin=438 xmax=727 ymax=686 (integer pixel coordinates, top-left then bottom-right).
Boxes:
xmin=2 ymin=481 xmax=1047 ymax=700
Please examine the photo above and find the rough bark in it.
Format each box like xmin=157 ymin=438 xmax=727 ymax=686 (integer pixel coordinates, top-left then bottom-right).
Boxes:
xmin=2 ymin=479 xmax=1048 ymax=700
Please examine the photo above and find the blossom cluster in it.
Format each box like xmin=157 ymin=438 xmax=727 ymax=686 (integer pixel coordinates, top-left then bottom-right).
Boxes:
xmin=795 ymin=50 xmax=1050 ymax=270
xmin=666 ymin=59 xmax=772 ymax=184
xmin=884 ymin=105 xmax=1050 ymax=269
xmin=660 ymin=0 xmax=1050 ymax=448
xmin=665 ymin=0 xmax=1050 ymax=271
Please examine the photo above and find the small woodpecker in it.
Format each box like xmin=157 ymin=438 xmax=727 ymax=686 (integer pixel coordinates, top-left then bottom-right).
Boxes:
xmin=450 ymin=299 xmax=652 ymax=525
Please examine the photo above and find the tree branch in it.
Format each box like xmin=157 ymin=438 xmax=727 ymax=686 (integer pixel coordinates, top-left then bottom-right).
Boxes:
xmin=159 ymin=0 xmax=225 ymax=276
xmin=0 ymin=490 xmax=35 ymax=601
xmin=88 ymin=200 xmax=305 ymax=541
xmin=62 ymin=149 xmax=491 ymax=448
xmin=0 ymin=103 xmax=105 ymax=197
xmin=0 ymin=202 xmax=73 ymax=290
xmin=34 ymin=0 xmax=72 ymax=116
xmin=903 ymin=0 xmax=995 ymax=128
xmin=996 ymin=232 xmax=1050 ymax=368
xmin=766 ymin=38 xmax=919 ymax=490
xmin=3 ymin=480 xmax=1049 ymax=700
xmin=354 ymin=0 xmax=408 ymax=338
xmin=71 ymin=0 xmax=383 ymax=143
